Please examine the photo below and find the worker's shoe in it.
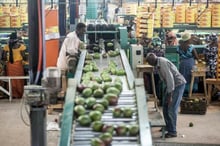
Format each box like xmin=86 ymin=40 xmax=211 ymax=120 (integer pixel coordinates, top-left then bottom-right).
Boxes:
xmin=165 ymin=133 xmax=177 ymax=138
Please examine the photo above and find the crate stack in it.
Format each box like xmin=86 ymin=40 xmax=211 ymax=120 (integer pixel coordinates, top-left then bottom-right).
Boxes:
xmin=0 ymin=4 xmax=28 ymax=28
xmin=123 ymin=3 xmax=138 ymax=15
xmin=175 ymin=4 xmax=186 ymax=23
xmin=19 ymin=5 xmax=28 ymax=25
xmin=0 ymin=5 xmax=10 ymax=28
xmin=148 ymin=4 xmax=161 ymax=28
xmin=161 ymin=5 xmax=174 ymax=28
xmin=211 ymin=4 xmax=220 ymax=28
xmin=196 ymin=4 xmax=212 ymax=28
xmin=135 ymin=5 xmax=154 ymax=38
xmin=186 ymin=5 xmax=197 ymax=23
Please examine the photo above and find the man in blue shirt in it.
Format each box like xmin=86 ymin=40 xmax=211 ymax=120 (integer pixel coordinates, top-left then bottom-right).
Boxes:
xmin=146 ymin=53 xmax=186 ymax=138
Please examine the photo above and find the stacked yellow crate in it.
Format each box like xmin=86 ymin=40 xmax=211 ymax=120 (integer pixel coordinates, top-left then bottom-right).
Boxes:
xmin=10 ymin=15 xmax=21 ymax=28
xmin=0 ymin=5 xmax=10 ymax=28
xmin=148 ymin=4 xmax=161 ymax=28
xmin=197 ymin=8 xmax=212 ymax=28
xmin=10 ymin=5 xmax=21 ymax=28
xmin=123 ymin=3 xmax=138 ymax=15
xmin=0 ymin=15 xmax=10 ymax=28
xmin=153 ymin=10 xmax=161 ymax=28
xmin=196 ymin=4 xmax=211 ymax=28
xmin=186 ymin=5 xmax=197 ymax=23
xmin=19 ymin=5 xmax=28 ymax=24
xmin=136 ymin=5 xmax=154 ymax=38
xmin=211 ymin=4 xmax=220 ymax=28
xmin=161 ymin=5 xmax=174 ymax=28
xmin=175 ymin=4 xmax=186 ymax=23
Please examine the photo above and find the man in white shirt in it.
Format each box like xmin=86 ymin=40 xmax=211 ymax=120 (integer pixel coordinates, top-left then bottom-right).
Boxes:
xmin=56 ymin=23 xmax=86 ymax=71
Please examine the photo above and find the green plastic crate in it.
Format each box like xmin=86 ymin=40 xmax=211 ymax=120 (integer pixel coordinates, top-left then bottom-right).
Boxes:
xmin=165 ymin=53 xmax=179 ymax=69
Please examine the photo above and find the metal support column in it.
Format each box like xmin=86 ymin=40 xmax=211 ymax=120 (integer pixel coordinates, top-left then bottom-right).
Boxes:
xmin=59 ymin=0 xmax=66 ymax=36
xmin=69 ymin=0 xmax=78 ymax=31
xmin=28 ymin=0 xmax=40 ymax=84
xmin=30 ymin=106 xmax=47 ymax=146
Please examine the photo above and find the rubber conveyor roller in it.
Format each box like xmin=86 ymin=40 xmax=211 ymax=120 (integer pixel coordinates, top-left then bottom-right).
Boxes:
xmin=59 ymin=50 xmax=152 ymax=146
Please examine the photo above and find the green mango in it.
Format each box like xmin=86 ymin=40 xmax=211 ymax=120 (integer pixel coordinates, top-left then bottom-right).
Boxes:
xmin=85 ymin=97 xmax=96 ymax=109
xmin=116 ymin=69 xmax=126 ymax=76
xmin=77 ymin=115 xmax=91 ymax=126
xmin=82 ymin=88 xmax=93 ymax=98
xmin=106 ymin=87 xmax=120 ymax=96
xmin=93 ymin=88 xmax=104 ymax=98
xmin=91 ymin=121 xmax=104 ymax=132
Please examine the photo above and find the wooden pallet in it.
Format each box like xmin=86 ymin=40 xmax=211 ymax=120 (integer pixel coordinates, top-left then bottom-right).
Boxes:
xmin=47 ymin=103 xmax=63 ymax=114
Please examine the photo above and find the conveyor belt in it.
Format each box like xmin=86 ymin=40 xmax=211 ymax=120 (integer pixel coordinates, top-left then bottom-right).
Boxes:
xmin=59 ymin=50 xmax=152 ymax=146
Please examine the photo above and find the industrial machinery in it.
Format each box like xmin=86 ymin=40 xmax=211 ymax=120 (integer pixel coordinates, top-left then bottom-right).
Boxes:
xmin=130 ymin=44 xmax=143 ymax=70
xmin=23 ymin=67 xmax=62 ymax=146
xmin=23 ymin=85 xmax=47 ymax=146
xmin=58 ymin=49 xmax=153 ymax=146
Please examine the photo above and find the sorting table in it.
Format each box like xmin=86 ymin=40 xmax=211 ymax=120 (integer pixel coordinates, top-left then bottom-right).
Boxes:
xmin=0 ymin=76 xmax=30 ymax=102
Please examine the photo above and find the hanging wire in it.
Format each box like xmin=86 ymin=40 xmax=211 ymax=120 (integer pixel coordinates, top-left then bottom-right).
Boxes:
xmin=20 ymin=96 xmax=30 ymax=126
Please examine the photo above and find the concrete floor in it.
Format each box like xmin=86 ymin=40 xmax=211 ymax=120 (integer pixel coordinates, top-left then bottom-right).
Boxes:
xmin=0 ymin=98 xmax=220 ymax=146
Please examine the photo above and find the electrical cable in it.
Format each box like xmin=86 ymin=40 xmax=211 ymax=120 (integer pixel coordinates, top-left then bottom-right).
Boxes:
xmin=34 ymin=0 xmax=43 ymax=84
xmin=42 ymin=0 xmax=47 ymax=76
xmin=19 ymin=96 xmax=30 ymax=126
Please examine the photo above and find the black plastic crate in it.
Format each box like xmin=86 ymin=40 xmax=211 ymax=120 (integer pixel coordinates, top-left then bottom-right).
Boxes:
xmin=180 ymin=97 xmax=207 ymax=115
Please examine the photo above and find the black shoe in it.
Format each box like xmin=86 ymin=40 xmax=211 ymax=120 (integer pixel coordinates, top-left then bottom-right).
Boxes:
xmin=165 ymin=133 xmax=177 ymax=138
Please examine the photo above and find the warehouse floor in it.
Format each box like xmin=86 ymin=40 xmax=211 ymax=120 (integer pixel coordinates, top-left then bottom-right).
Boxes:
xmin=0 ymin=98 xmax=220 ymax=146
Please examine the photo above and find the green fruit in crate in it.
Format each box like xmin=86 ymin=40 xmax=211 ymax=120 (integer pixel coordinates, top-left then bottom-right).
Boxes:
xmin=78 ymin=115 xmax=91 ymax=126
xmin=89 ymin=82 xmax=100 ymax=91
xmin=93 ymin=88 xmax=104 ymax=98
xmin=106 ymin=87 xmax=120 ymax=96
xmin=91 ymin=121 xmax=104 ymax=132
xmin=85 ymin=97 xmax=96 ymax=109
xmin=114 ymin=82 xmax=122 ymax=92
xmin=93 ymin=103 xmax=105 ymax=113
xmin=123 ymin=107 xmax=133 ymax=118
xmin=74 ymin=105 xmax=86 ymax=116
xmin=102 ymin=76 xmax=112 ymax=82
xmin=107 ymin=42 xmax=113 ymax=47
xmin=116 ymin=69 xmax=126 ymax=76
xmin=93 ymin=66 xmax=99 ymax=72
xmin=75 ymin=96 xmax=85 ymax=105
xmin=82 ymin=88 xmax=93 ymax=97
xmin=99 ymin=98 xmax=109 ymax=109
xmin=93 ymin=46 xmax=99 ymax=51
xmin=89 ymin=110 xmax=102 ymax=121
xmin=103 ymin=82 xmax=113 ymax=92
xmin=91 ymin=138 xmax=105 ymax=146
xmin=194 ymin=98 xmax=199 ymax=102
xmin=114 ymin=77 xmax=123 ymax=84
xmin=85 ymin=54 xmax=93 ymax=60
xmin=99 ymin=132 xmax=113 ymax=146
xmin=128 ymin=124 xmax=139 ymax=136
xmin=110 ymin=68 xmax=116 ymax=75
xmin=102 ymin=124 xmax=114 ymax=134
xmin=93 ymin=53 xmax=100 ymax=59
xmin=115 ymin=124 xmax=128 ymax=136
xmin=103 ymin=93 xmax=118 ymax=106
xmin=113 ymin=107 xmax=122 ymax=118
xmin=94 ymin=76 xmax=102 ymax=84
xmin=102 ymin=53 xmax=108 ymax=58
